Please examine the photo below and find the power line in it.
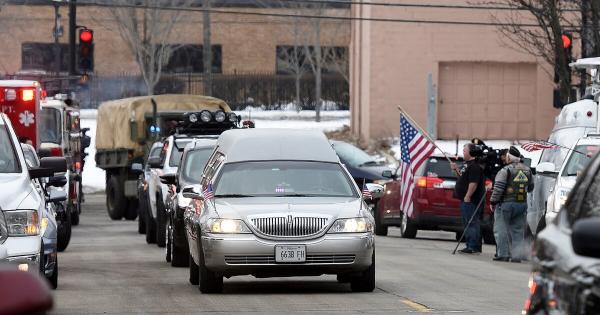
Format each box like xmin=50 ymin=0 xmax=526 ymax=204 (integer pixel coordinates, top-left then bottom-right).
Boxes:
xmin=85 ymin=1 xmax=561 ymax=28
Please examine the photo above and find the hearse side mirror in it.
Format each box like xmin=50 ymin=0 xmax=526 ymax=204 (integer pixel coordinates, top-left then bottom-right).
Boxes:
xmin=147 ymin=156 xmax=162 ymax=169
xmin=131 ymin=163 xmax=143 ymax=174
xmin=160 ymin=173 xmax=177 ymax=185
xmin=572 ymin=217 xmax=600 ymax=259
xmin=47 ymin=175 xmax=67 ymax=188
xmin=48 ymin=190 xmax=67 ymax=203
xmin=29 ymin=157 xmax=67 ymax=179
xmin=366 ymin=183 xmax=385 ymax=199
xmin=535 ymin=162 xmax=558 ymax=178
xmin=182 ymin=185 xmax=204 ymax=200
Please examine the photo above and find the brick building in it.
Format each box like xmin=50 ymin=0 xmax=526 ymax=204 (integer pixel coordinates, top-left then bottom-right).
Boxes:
xmin=350 ymin=1 xmax=563 ymax=141
xmin=0 ymin=1 xmax=350 ymax=76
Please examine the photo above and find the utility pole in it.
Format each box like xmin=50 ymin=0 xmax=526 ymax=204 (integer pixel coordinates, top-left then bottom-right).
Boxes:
xmin=68 ymin=0 xmax=77 ymax=75
xmin=203 ymin=0 xmax=212 ymax=96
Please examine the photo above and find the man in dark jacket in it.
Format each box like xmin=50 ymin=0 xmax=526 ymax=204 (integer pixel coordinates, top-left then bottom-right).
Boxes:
xmin=490 ymin=146 xmax=534 ymax=262
xmin=452 ymin=143 xmax=485 ymax=254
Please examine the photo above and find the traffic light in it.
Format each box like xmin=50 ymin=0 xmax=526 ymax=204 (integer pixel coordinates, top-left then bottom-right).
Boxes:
xmin=562 ymin=33 xmax=573 ymax=63
xmin=78 ymin=28 xmax=94 ymax=73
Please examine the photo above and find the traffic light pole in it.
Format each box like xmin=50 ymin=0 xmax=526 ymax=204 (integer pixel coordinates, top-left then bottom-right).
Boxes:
xmin=68 ymin=0 xmax=77 ymax=75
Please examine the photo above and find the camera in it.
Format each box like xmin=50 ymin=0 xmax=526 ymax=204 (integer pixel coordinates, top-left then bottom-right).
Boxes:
xmin=470 ymin=139 xmax=505 ymax=181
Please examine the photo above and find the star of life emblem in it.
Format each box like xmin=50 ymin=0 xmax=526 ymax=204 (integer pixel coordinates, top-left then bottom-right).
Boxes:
xmin=19 ymin=110 xmax=35 ymax=127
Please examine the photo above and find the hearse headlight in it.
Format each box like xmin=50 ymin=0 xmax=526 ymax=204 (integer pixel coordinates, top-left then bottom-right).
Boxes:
xmin=206 ymin=218 xmax=251 ymax=234
xmin=4 ymin=210 xmax=40 ymax=236
xmin=328 ymin=217 xmax=372 ymax=233
xmin=199 ymin=110 xmax=212 ymax=122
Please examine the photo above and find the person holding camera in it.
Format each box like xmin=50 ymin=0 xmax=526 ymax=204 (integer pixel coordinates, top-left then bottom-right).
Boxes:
xmin=452 ymin=143 xmax=485 ymax=254
xmin=490 ymin=146 xmax=533 ymax=263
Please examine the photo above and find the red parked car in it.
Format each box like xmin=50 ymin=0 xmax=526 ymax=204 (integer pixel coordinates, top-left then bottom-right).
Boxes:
xmin=375 ymin=155 xmax=495 ymax=244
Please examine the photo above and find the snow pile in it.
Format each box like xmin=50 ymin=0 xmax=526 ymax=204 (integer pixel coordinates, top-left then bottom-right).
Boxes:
xmin=81 ymin=109 xmax=350 ymax=193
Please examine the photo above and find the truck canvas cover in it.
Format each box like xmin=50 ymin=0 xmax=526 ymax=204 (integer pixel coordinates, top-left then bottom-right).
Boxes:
xmin=96 ymin=94 xmax=232 ymax=150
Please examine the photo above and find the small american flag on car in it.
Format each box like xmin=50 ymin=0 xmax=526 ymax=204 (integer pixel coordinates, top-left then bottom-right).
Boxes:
xmin=522 ymin=141 xmax=559 ymax=152
xmin=362 ymin=182 xmax=372 ymax=200
xmin=203 ymin=183 xmax=214 ymax=200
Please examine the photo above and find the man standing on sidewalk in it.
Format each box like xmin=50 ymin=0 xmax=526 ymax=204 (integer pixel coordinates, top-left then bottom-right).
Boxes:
xmin=452 ymin=143 xmax=485 ymax=254
xmin=490 ymin=146 xmax=534 ymax=262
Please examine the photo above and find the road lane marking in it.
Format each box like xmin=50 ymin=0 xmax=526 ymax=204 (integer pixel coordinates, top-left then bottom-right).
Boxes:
xmin=400 ymin=298 xmax=433 ymax=312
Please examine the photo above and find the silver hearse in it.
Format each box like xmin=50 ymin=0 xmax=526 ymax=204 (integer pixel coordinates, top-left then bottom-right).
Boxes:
xmin=183 ymin=129 xmax=378 ymax=293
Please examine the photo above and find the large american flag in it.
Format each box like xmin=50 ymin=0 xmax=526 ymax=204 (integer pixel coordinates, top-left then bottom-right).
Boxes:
xmin=399 ymin=115 xmax=435 ymax=217
xmin=522 ymin=141 xmax=559 ymax=152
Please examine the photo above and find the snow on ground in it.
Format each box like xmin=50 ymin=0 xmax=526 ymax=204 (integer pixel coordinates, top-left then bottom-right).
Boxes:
xmin=81 ymin=109 xmax=350 ymax=192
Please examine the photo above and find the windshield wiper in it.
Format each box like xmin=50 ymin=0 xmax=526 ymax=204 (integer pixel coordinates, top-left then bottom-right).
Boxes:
xmin=214 ymin=194 xmax=255 ymax=198
xmin=274 ymin=193 xmax=310 ymax=197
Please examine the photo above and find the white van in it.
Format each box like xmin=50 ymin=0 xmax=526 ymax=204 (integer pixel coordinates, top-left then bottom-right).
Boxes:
xmin=536 ymin=135 xmax=600 ymax=226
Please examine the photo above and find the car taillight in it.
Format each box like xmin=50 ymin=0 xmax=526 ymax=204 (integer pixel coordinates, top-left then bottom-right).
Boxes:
xmin=50 ymin=147 xmax=63 ymax=157
xmin=416 ymin=176 xmax=444 ymax=188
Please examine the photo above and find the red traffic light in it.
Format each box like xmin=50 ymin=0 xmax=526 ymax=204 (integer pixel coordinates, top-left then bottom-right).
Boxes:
xmin=79 ymin=29 xmax=93 ymax=43
xmin=562 ymin=34 xmax=572 ymax=49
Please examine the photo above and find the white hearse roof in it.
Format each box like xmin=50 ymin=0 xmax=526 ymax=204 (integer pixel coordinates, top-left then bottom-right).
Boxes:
xmin=217 ymin=129 xmax=339 ymax=163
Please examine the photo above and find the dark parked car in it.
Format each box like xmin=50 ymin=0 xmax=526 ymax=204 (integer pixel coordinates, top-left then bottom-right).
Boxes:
xmin=162 ymin=138 xmax=216 ymax=267
xmin=330 ymin=140 xmax=392 ymax=185
xmin=375 ymin=155 xmax=494 ymax=243
xmin=524 ymin=150 xmax=600 ymax=315
xmin=133 ymin=142 xmax=162 ymax=240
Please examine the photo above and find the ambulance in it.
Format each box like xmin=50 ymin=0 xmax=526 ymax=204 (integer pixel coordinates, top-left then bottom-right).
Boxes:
xmin=0 ymin=80 xmax=44 ymax=147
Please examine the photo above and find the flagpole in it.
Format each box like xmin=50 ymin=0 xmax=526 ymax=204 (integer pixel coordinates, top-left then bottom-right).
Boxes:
xmin=396 ymin=105 xmax=458 ymax=170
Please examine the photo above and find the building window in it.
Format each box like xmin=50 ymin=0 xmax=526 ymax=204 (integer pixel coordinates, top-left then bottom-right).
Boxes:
xmin=276 ymin=46 xmax=347 ymax=75
xmin=164 ymin=44 xmax=222 ymax=74
xmin=21 ymin=42 xmax=69 ymax=72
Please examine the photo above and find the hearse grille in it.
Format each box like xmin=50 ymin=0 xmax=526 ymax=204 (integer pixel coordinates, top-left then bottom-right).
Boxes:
xmin=224 ymin=254 xmax=356 ymax=265
xmin=250 ymin=216 xmax=329 ymax=237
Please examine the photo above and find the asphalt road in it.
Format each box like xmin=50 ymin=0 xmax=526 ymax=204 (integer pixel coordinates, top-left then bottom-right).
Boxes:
xmin=52 ymin=194 xmax=531 ymax=314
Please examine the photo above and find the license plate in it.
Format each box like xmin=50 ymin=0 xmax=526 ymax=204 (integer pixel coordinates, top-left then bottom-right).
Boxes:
xmin=275 ymin=245 xmax=306 ymax=263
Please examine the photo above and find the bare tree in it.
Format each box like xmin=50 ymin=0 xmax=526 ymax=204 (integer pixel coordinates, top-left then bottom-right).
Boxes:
xmin=323 ymin=46 xmax=349 ymax=83
xmin=276 ymin=44 xmax=308 ymax=111
xmin=480 ymin=0 xmax=579 ymax=105
xmin=104 ymin=0 xmax=191 ymax=95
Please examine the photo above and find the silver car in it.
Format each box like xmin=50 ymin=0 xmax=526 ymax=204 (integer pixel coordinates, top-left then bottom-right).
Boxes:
xmin=184 ymin=129 xmax=377 ymax=293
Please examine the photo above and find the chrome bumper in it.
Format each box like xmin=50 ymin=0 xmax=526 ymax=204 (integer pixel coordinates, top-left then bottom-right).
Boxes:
xmin=201 ymin=233 xmax=374 ymax=277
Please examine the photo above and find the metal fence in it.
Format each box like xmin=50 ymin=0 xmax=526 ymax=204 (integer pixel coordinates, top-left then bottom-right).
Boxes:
xmin=82 ymin=72 xmax=349 ymax=110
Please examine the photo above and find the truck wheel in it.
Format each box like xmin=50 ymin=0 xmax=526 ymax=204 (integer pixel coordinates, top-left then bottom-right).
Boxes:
xmin=49 ymin=259 xmax=58 ymax=290
xmin=145 ymin=205 xmax=157 ymax=244
xmin=351 ymin=250 xmax=375 ymax=292
xmin=57 ymin=204 xmax=72 ymax=252
xmin=156 ymin=198 xmax=167 ymax=248
xmin=165 ymin=219 xmax=172 ymax=263
xmin=374 ymin=201 xmax=388 ymax=236
xmin=70 ymin=206 xmax=80 ymax=226
xmin=124 ymin=199 xmax=138 ymax=221
xmin=107 ymin=175 xmax=125 ymax=220
xmin=138 ymin=203 xmax=146 ymax=235
xmin=171 ymin=219 xmax=189 ymax=267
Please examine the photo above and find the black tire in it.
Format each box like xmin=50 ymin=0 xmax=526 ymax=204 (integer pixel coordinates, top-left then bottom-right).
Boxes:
xmin=124 ymin=199 xmax=138 ymax=221
xmin=57 ymin=204 xmax=72 ymax=252
xmin=107 ymin=175 xmax=126 ymax=220
xmin=145 ymin=205 xmax=157 ymax=244
xmin=171 ymin=235 xmax=190 ymax=267
xmin=351 ymin=250 xmax=375 ymax=292
xmin=189 ymin=254 xmax=199 ymax=285
xmin=374 ymin=202 xmax=388 ymax=236
xmin=482 ymin=229 xmax=496 ymax=245
xmin=198 ymin=242 xmax=223 ymax=293
xmin=400 ymin=211 xmax=417 ymax=239
xmin=138 ymin=202 xmax=146 ymax=234
xmin=49 ymin=258 xmax=58 ymax=290
xmin=71 ymin=207 xmax=80 ymax=226
xmin=165 ymin=219 xmax=172 ymax=263
xmin=156 ymin=197 xmax=167 ymax=248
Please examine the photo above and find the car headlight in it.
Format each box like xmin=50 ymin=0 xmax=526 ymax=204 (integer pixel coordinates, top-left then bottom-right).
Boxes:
xmin=206 ymin=219 xmax=251 ymax=234
xmin=4 ymin=210 xmax=39 ymax=236
xmin=328 ymin=217 xmax=372 ymax=233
